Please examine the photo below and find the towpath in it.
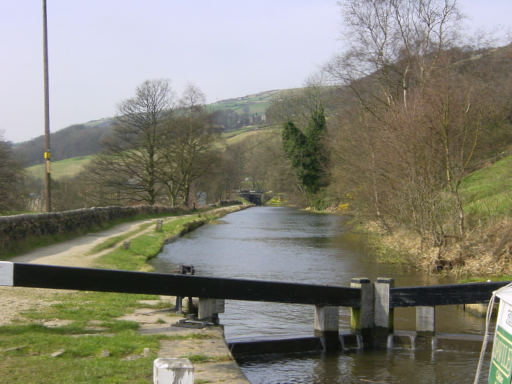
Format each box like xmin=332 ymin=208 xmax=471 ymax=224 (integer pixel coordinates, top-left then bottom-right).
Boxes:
xmin=0 ymin=207 xmax=250 ymax=383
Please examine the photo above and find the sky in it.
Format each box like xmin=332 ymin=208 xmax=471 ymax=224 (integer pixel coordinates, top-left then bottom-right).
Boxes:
xmin=1 ymin=1 xmax=511 ymax=143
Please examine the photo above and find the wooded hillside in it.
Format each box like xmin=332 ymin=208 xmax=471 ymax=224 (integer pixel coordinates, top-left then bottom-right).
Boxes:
xmin=13 ymin=90 xmax=282 ymax=167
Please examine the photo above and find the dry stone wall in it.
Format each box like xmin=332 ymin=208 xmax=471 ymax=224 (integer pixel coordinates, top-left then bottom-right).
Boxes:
xmin=0 ymin=205 xmax=182 ymax=253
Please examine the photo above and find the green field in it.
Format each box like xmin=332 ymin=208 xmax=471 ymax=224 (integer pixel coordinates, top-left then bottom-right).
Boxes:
xmin=21 ymin=89 xmax=291 ymax=181
xmin=209 ymin=89 xmax=283 ymax=114
xmin=225 ymin=125 xmax=280 ymax=145
xmin=26 ymin=155 xmax=93 ymax=181
xmin=24 ymin=125 xmax=280 ymax=181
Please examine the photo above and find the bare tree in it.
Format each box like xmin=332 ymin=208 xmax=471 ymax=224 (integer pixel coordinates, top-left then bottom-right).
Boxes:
xmin=0 ymin=138 xmax=27 ymax=212
xmin=422 ymin=66 xmax=498 ymax=238
xmin=328 ymin=0 xmax=461 ymax=109
xmin=92 ymin=79 xmax=175 ymax=205
xmin=325 ymin=0 xmax=464 ymax=235
xmin=158 ymin=85 xmax=216 ymax=206
xmin=213 ymin=143 xmax=247 ymax=201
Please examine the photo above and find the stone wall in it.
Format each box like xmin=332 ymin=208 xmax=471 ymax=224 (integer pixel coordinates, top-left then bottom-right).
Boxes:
xmin=0 ymin=205 xmax=183 ymax=254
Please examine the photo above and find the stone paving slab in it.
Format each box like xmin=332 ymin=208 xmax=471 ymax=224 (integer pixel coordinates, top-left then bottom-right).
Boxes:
xmin=124 ymin=299 xmax=250 ymax=384
xmin=158 ymin=327 xmax=250 ymax=384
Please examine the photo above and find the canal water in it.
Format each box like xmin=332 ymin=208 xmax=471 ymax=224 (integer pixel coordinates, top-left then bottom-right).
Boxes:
xmin=151 ymin=207 xmax=491 ymax=383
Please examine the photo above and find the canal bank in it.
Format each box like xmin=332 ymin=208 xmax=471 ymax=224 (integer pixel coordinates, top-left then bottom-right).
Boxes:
xmin=351 ymin=217 xmax=512 ymax=279
xmin=152 ymin=206 xmax=494 ymax=383
xmin=0 ymin=204 xmax=249 ymax=383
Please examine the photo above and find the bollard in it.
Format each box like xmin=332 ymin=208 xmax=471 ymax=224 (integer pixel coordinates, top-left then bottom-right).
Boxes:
xmin=314 ymin=305 xmax=341 ymax=351
xmin=153 ymin=358 xmax=193 ymax=384
xmin=350 ymin=278 xmax=374 ymax=348
xmin=374 ymin=277 xmax=394 ymax=348
xmin=122 ymin=240 xmax=130 ymax=250
xmin=156 ymin=219 xmax=163 ymax=232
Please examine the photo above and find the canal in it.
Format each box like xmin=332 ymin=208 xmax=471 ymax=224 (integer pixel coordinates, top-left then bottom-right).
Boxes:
xmin=151 ymin=207 xmax=490 ymax=383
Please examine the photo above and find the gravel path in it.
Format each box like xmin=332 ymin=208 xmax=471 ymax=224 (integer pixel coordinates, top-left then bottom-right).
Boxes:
xmin=0 ymin=216 xmax=167 ymax=325
xmin=10 ymin=218 xmax=160 ymax=267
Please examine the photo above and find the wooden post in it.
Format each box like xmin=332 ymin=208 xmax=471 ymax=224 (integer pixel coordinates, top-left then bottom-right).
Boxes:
xmin=314 ymin=305 xmax=341 ymax=351
xmin=416 ymin=306 xmax=435 ymax=335
xmin=153 ymin=358 xmax=193 ymax=384
xmin=350 ymin=278 xmax=374 ymax=348
xmin=42 ymin=0 xmax=52 ymax=213
xmin=374 ymin=277 xmax=394 ymax=348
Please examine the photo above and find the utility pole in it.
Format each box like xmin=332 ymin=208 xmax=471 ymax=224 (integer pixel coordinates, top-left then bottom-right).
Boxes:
xmin=42 ymin=0 xmax=51 ymax=212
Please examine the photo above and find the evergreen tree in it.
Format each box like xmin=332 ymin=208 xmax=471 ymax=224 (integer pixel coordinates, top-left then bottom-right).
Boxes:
xmin=282 ymin=107 xmax=327 ymax=199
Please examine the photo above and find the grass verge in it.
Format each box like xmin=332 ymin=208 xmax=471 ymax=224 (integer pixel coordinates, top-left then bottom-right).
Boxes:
xmin=180 ymin=354 xmax=233 ymax=363
xmin=87 ymin=222 xmax=154 ymax=255
xmin=94 ymin=212 xmax=224 ymax=271
xmin=459 ymin=275 xmax=512 ymax=283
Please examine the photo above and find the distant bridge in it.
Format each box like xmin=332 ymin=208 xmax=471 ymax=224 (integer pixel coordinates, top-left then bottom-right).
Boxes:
xmin=237 ymin=190 xmax=264 ymax=205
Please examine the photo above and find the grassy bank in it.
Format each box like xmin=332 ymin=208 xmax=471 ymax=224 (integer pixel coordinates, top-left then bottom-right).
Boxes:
xmin=0 ymin=205 xmax=246 ymax=383
xmin=95 ymin=209 xmax=236 ymax=271
xmin=356 ymin=155 xmax=512 ymax=278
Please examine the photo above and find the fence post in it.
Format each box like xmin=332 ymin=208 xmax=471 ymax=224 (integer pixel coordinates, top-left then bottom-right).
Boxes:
xmin=314 ymin=305 xmax=341 ymax=351
xmin=350 ymin=277 xmax=374 ymax=348
xmin=153 ymin=358 xmax=193 ymax=384
xmin=374 ymin=277 xmax=394 ymax=348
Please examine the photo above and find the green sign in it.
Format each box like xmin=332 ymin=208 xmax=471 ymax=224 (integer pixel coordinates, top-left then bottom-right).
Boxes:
xmin=489 ymin=326 xmax=512 ymax=383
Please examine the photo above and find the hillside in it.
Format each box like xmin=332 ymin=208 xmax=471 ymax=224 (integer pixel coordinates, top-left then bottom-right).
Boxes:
xmin=461 ymin=155 xmax=512 ymax=222
xmin=209 ymin=89 xmax=283 ymax=114
xmin=25 ymin=155 xmax=93 ymax=181
xmin=14 ymin=89 xmax=290 ymax=167
xmin=13 ymin=118 xmax=114 ymax=166
xmin=25 ymin=125 xmax=279 ymax=181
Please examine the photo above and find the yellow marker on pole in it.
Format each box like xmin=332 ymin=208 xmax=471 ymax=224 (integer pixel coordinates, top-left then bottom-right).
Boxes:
xmin=44 ymin=152 xmax=51 ymax=174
